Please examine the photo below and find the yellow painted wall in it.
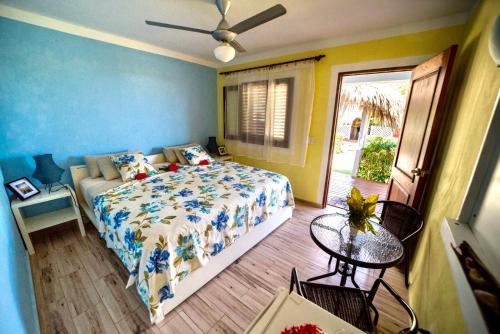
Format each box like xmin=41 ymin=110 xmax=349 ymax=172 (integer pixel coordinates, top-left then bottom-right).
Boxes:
xmin=217 ymin=25 xmax=465 ymax=204
xmin=217 ymin=1 xmax=500 ymax=332
xmin=410 ymin=0 xmax=500 ymax=333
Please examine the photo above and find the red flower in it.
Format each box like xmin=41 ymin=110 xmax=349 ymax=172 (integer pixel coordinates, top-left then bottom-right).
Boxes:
xmin=135 ymin=173 xmax=148 ymax=180
xmin=281 ymin=324 xmax=324 ymax=334
xmin=168 ymin=163 xmax=179 ymax=172
xmin=199 ymin=159 xmax=209 ymax=165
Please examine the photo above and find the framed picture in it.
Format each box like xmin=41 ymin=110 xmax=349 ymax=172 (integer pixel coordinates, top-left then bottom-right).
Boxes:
xmin=218 ymin=146 xmax=228 ymax=156
xmin=5 ymin=177 xmax=40 ymax=201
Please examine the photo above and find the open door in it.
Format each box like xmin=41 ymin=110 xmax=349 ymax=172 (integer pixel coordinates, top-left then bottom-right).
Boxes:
xmin=387 ymin=45 xmax=458 ymax=208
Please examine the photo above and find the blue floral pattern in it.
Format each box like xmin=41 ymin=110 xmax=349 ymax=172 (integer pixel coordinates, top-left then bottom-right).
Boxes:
xmin=92 ymin=161 xmax=294 ymax=323
xmin=180 ymin=145 xmax=214 ymax=165
xmin=111 ymin=153 xmax=158 ymax=181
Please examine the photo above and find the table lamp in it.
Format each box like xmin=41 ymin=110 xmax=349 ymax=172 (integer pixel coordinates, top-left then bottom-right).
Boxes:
xmin=206 ymin=136 xmax=218 ymax=154
xmin=32 ymin=154 xmax=64 ymax=193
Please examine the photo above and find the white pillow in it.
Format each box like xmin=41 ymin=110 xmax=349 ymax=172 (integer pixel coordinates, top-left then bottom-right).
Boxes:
xmin=181 ymin=145 xmax=214 ymax=165
xmin=111 ymin=153 xmax=158 ymax=182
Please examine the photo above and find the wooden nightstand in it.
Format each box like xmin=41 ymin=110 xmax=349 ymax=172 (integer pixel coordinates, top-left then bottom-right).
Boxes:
xmin=11 ymin=184 xmax=85 ymax=255
xmin=212 ymin=154 xmax=234 ymax=162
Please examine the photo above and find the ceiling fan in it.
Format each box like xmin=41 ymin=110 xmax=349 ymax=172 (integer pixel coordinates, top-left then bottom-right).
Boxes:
xmin=145 ymin=0 xmax=286 ymax=62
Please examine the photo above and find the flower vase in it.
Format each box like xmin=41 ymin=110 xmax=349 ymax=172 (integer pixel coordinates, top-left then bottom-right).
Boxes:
xmin=349 ymin=226 xmax=359 ymax=238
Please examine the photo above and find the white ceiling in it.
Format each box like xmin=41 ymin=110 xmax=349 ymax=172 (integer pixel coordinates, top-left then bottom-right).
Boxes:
xmin=0 ymin=0 xmax=476 ymax=66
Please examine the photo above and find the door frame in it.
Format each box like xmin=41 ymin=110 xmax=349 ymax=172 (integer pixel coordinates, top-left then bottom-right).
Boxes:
xmin=319 ymin=56 xmax=430 ymax=208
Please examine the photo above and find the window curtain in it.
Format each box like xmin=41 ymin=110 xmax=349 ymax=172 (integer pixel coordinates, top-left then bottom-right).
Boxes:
xmin=223 ymin=60 xmax=315 ymax=167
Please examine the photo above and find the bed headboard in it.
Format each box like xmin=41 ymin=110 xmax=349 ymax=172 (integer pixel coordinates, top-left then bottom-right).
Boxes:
xmin=70 ymin=153 xmax=166 ymax=206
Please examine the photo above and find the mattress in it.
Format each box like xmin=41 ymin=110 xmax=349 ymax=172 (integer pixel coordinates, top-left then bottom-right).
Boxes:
xmin=79 ymin=177 xmax=124 ymax=207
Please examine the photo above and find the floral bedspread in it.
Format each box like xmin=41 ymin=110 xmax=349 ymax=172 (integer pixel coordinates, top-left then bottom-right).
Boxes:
xmin=92 ymin=162 xmax=294 ymax=322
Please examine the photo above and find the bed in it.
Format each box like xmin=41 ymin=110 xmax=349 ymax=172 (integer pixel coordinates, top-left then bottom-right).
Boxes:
xmin=70 ymin=153 xmax=294 ymax=324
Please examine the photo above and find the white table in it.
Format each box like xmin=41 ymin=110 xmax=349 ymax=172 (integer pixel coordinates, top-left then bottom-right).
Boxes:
xmin=11 ymin=184 xmax=85 ymax=254
xmin=246 ymin=287 xmax=364 ymax=334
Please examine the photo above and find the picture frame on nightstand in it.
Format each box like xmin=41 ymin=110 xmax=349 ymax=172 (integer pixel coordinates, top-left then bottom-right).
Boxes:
xmin=5 ymin=177 xmax=40 ymax=201
xmin=218 ymin=145 xmax=228 ymax=156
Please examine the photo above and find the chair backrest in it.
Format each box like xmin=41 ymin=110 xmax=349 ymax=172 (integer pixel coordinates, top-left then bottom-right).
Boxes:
xmin=377 ymin=200 xmax=423 ymax=243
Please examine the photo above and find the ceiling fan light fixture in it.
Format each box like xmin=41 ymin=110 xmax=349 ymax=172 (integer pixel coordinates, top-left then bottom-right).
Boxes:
xmin=214 ymin=42 xmax=235 ymax=62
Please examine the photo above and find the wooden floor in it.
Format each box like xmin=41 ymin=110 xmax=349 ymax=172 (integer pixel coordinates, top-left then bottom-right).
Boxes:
xmin=30 ymin=201 xmax=409 ymax=334
xmin=328 ymin=172 xmax=388 ymax=209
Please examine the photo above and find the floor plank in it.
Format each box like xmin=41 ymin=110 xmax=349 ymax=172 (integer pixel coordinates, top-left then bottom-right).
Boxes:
xmin=73 ymin=302 xmax=118 ymax=334
xmin=59 ymin=269 xmax=100 ymax=317
xmin=30 ymin=201 xmax=409 ymax=333
xmin=208 ymin=316 xmax=243 ymax=334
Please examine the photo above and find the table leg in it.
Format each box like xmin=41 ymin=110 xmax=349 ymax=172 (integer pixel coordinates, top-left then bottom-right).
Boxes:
xmin=68 ymin=186 xmax=86 ymax=237
xmin=12 ymin=206 xmax=35 ymax=255
xmin=378 ymin=268 xmax=386 ymax=279
xmin=307 ymin=259 xmax=340 ymax=282
xmin=350 ymin=265 xmax=360 ymax=288
xmin=339 ymin=269 xmax=348 ymax=286
xmin=338 ymin=262 xmax=351 ymax=286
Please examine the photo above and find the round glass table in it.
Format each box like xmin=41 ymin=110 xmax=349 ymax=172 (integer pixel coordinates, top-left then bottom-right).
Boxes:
xmin=309 ymin=213 xmax=404 ymax=287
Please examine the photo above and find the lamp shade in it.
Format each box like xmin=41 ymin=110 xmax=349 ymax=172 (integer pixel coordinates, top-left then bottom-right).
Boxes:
xmin=214 ymin=42 xmax=235 ymax=62
xmin=32 ymin=154 xmax=64 ymax=185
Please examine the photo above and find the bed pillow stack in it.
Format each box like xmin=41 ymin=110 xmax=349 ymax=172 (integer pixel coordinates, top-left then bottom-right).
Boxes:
xmin=84 ymin=151 xmax=128 ymax=179
xmin=162 ymin=143 xmax=198 ymax=165
xmin=111 ymin=153 xmax=158 ymax=182
xmin=84 ymin=150 xmax=143 ymax=180
xmin=181 ymin=145 xmax=214 ymax=165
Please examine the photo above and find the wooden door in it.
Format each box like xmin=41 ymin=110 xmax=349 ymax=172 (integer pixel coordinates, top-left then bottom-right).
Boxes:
xmin=387 ymin=45 xmax=457 ymax=208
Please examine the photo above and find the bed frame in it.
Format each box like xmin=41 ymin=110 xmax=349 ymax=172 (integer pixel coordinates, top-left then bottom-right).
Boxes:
xmin=70 ymin=153 xmax=293 ymax=324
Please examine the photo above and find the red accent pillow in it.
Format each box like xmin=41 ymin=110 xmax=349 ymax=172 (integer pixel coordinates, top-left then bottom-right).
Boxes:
xmin=168 ymin=163 xmax=179 ymax=172
xmin=199 ymin=159 xmax=209 ymax=166
xmin=135 ymin=172 xmax=148 ymax=180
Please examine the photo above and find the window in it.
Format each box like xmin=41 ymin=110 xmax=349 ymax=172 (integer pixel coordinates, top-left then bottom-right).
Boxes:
xmin=224 ymin=77 xmax=294 ymax=148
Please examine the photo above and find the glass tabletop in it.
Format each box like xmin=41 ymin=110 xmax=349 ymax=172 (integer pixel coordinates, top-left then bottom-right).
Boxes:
xmin=310 ymin=213 xmax=404 ymax=269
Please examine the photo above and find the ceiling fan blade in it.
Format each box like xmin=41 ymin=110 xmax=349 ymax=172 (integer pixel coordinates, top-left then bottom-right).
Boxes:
xmin=145 ymin=20 xmax=212 ymax=34
xmin=229 ymin=4 xmax=286 ymax=35
xmin=229 ymin=40 xmax=246 ymax=53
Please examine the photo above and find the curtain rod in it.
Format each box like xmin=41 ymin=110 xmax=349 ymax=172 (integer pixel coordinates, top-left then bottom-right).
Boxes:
xmin=219 ymin=55 xmax=325 ymax=75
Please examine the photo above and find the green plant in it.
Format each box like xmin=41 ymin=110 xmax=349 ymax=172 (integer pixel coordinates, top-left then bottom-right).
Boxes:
xmin=334 ymin=134 xmax=344 ymax=154
xmin=346 ymin=187 xmax=380 ymax=234
xmin=357 ymin=136 xmax=397 ymax=183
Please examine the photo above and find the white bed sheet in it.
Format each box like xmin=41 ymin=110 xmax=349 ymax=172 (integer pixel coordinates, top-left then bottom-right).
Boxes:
xmin=79 ymin=177 xmax=124 ymax=207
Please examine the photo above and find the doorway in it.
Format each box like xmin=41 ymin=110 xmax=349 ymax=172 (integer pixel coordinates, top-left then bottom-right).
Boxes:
xmin=326 ymin=69 xmax=412 ymax=209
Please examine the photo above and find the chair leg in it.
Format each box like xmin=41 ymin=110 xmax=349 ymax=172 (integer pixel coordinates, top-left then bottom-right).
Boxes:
xmin=328 ymin=256 xmax=333 ymax=266
xmin=370 ymin=304 xmax=380 ymax=326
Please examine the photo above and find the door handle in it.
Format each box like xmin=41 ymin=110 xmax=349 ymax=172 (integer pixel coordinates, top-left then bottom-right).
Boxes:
xmin=411 ymin=168 xmax=430 ymax=177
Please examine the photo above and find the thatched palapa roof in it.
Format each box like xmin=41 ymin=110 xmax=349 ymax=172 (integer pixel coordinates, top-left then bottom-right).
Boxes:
xmin=339 ymin=82 xmax=407 ymax=130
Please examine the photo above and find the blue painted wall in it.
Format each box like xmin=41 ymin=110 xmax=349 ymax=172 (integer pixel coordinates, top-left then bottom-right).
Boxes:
xmin=0 ymin=17 xmax=217 ymax=186
xmin=0 ymin=17 xmax=217 ymax=332
xmin=0 ymin=168 xmax=40 ymax=334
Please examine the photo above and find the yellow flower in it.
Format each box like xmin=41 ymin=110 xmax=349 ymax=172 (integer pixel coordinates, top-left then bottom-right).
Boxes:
xmin=346 ymin=187 xmax=380 ymax=234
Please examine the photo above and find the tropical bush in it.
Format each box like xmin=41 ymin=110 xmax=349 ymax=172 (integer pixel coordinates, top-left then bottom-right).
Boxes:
xmin=357 ymin=136 xmax=397 ymax=183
